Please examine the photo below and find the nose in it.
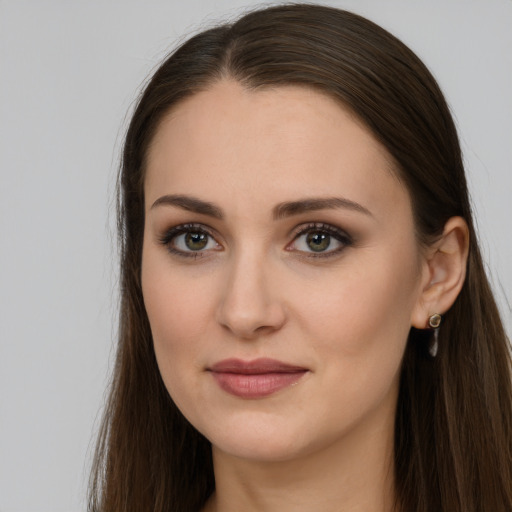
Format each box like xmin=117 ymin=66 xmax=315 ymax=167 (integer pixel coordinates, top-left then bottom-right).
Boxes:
xmin=215 ymin=251 xmax=286 ymax=340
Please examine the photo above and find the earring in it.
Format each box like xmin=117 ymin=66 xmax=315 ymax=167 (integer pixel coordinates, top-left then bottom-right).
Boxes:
xmin=428 ymin=313 xmax=442 ymax=357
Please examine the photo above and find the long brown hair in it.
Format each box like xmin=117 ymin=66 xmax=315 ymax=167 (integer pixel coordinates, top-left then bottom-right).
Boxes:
xmin=88 ymin=4 xmax=512 ymax=511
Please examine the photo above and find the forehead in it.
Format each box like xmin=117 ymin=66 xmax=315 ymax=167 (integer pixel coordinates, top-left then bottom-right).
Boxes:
xmin=145 ymin=80 xmax=410 ymax=221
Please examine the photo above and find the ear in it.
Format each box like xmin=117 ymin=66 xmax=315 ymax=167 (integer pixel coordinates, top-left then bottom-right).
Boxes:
xmin=411 ymin=216 xmax=469 ymax=329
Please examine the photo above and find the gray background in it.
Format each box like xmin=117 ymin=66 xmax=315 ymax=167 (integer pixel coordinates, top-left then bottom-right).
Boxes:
xmin=1 ymin=0 xmax=511 ymax=510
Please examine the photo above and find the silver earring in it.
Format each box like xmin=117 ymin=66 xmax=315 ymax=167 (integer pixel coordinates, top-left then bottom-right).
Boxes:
xmin=428 ymin=313 xmax=442 ymax=357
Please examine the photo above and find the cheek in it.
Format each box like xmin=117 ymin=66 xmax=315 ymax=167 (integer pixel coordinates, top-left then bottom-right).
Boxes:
xmin=277 ymin=250 xmax=420 ymax=443
xmin=141 ymin=248 xmax=217 ymax=393
xmin=144 ymin=274 xmax=213 ymax=344
xmin=290 ymin=246 xmax=420 ymax=381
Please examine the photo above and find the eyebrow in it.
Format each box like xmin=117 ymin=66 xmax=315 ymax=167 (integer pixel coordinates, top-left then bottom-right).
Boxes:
xmin=150 ymin=194 xmax=224 ymax=219
xmin=272 ymin=197 xmax=373 ymax=220
xmin=150 ymin=194 xmax=373 ymax=220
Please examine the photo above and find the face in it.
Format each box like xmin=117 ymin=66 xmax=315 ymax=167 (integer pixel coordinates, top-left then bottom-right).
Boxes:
xmin=142 ymin=81 xmax=426 ymax=462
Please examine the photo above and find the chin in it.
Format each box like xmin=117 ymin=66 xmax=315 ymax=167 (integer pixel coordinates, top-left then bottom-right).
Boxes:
xmin=213 ymin=433 xmax=309 ymax=463
xmin=196 ymin=411 xmax=323 ymax=463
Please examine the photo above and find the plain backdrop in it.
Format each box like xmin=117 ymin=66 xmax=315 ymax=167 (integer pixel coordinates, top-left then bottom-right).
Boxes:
xmin=1 ymin=0 xmax=511 ymax=510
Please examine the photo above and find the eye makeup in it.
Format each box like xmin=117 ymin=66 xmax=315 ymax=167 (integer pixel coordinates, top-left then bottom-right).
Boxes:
xmin=286 ymin=222 xmax=354 ymax=259
xmin=157 ymin=220 xmax=353 ymax=261
xmin=158 ymin=223 xmax=221 ymax=259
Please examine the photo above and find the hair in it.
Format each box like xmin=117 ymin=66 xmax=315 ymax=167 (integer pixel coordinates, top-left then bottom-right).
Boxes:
xmin=88 ymin=4 xmax=512 ymax=511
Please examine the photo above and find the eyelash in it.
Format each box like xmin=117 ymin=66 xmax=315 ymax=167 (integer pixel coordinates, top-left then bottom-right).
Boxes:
xmin=158 ymin=223 xmax=219 ymax=259
xmin=158 ymin=222 xmax=353 ymax=259
xmin=288 ymin=222 xmax=353 ymax=258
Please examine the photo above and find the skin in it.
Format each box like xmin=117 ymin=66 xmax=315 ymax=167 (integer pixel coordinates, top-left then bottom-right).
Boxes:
xmin=141 ymin=81 xmax=469 ymax=512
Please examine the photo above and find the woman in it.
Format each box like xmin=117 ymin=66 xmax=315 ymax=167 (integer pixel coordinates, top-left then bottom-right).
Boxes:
xmin=89 ymin=4 xmax=512 ymax=511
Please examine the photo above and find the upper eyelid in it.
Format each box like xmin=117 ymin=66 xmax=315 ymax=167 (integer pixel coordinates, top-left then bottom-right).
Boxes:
xmin=160 ymin=221 xmax=349 ymax=237
xmin=159 ymin=223 xmax=218 ymax=241
xmin=290 ymin=222 xmax=352 ymax=240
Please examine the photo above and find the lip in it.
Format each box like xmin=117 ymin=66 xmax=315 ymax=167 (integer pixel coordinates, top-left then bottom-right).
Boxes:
xmin=208 ymin=358 xmax=308 ymax=399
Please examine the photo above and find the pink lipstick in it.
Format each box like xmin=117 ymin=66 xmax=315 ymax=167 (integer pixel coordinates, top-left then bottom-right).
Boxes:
xmin=208 ymin=358 xmax=308 ymax=399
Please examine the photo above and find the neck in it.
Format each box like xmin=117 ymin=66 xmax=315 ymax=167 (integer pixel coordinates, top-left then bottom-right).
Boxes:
xmin=203 ymin=406 xmax=396 ymax=512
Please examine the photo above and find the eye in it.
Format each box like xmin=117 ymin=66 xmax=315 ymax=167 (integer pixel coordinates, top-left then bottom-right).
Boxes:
xmin=159 ymin=224 xmax=221 ymax=257
xmin=288 ymin=223 xmax=352 ymax=256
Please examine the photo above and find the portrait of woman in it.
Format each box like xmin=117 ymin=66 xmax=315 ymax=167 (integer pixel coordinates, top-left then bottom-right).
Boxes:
xmin=86 ymin=3 xmax=512 ymax=511
xmin=1 ymin=2 xmax=510 ymax=512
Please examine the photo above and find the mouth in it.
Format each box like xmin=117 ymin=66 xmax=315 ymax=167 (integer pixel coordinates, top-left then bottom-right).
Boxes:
xmin=207 ymin=358 xmax=309 ymax=399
